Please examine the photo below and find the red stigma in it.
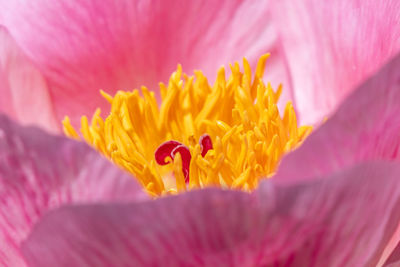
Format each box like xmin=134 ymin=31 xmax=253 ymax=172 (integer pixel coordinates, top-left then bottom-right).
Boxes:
xmin=155 ymin=135 xmax=214 ymax=184
xmin=155 ymin=140 xmax=182 ymax=165
xmin=199 ymin=134 xmax=213 ymax=157
xmin=155 ymin=141 xmax=191 ymax=183
xmin=171 ymin=145 xmax=191 ymax=182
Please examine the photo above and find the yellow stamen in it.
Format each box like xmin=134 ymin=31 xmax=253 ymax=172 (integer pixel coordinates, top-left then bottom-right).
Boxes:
xmin=63 ymin=54 xmax=312 ymax=197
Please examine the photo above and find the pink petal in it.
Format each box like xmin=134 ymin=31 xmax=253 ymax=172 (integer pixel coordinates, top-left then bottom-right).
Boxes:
xmin=275 ymin=52 xmax=400 ymax=184
xmin=378 ymin=222 xmax=400 ymax=266
xmin=0 ymin=26 xmax=60 ymax=133
xmin=384 ymin=242 xmax=400 ymax=266
xmin=272 ymin=0 xmax=400 ymax=124
xmin=0 ymin=0 xmax=287 ymax=128
xmin=0 ymin=114 xmax=147 ymax=266
xmin=22 ymin=161 xmax=400 ymax=266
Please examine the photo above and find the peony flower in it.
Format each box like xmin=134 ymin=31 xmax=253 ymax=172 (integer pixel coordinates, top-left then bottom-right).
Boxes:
xmin=1 ymin=0 xmax=400 ymax=266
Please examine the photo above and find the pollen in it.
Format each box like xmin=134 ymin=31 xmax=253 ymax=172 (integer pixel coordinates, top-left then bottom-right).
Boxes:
xmin=63 ymin=54 xmax=312 ymax=197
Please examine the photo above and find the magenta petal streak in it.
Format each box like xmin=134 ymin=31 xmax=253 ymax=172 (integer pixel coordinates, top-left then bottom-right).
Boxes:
xmin=22 ymin=162 xmax=400 ymax=267
xmin=0 ymin=115 xmax=147 ymax=266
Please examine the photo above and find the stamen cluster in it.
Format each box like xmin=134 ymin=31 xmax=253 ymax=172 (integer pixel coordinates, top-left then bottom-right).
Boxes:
xmin=63 ymin=54 xmax=312 ymax=197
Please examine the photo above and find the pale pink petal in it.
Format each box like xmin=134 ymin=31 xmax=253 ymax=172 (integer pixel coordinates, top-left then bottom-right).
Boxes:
xmin=0 ymin=114 xmax=147 ymax=266
xmin=275 ymin=52 xmax=400 ymax=184
xmin=272 ymin=0 xmax=400 ymax=124
xmin=0 ymin=0 xmax=287 ymax=128
xmin=275 ymin=51 xmax=400 ymax=265
xmin=22 ymin=161 xmax=400 ymax=266
xmin=383 ymin=242 xmax=400 ymax=266
xmin=0 ymin=26 xmax=60 ymax=133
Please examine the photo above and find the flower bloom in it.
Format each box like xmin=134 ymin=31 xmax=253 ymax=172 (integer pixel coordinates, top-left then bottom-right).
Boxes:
xmin=1 ymin=0 xmax=400 ymax=266
xmin=62 ymin=54 xmax=312 ymax=196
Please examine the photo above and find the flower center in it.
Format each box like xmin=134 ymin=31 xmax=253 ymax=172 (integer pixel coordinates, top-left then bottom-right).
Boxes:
xmin=154 ymin=134 xmax=214 ymax=184
xmin=62 ymin=54 xmax=312 ymax=197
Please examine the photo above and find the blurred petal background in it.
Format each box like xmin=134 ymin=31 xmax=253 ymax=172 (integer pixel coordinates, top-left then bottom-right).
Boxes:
xmin=1 ymin=0 xmax=398 ymax=131
xmin=1 ymin=0 xmax=400 ymax=266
